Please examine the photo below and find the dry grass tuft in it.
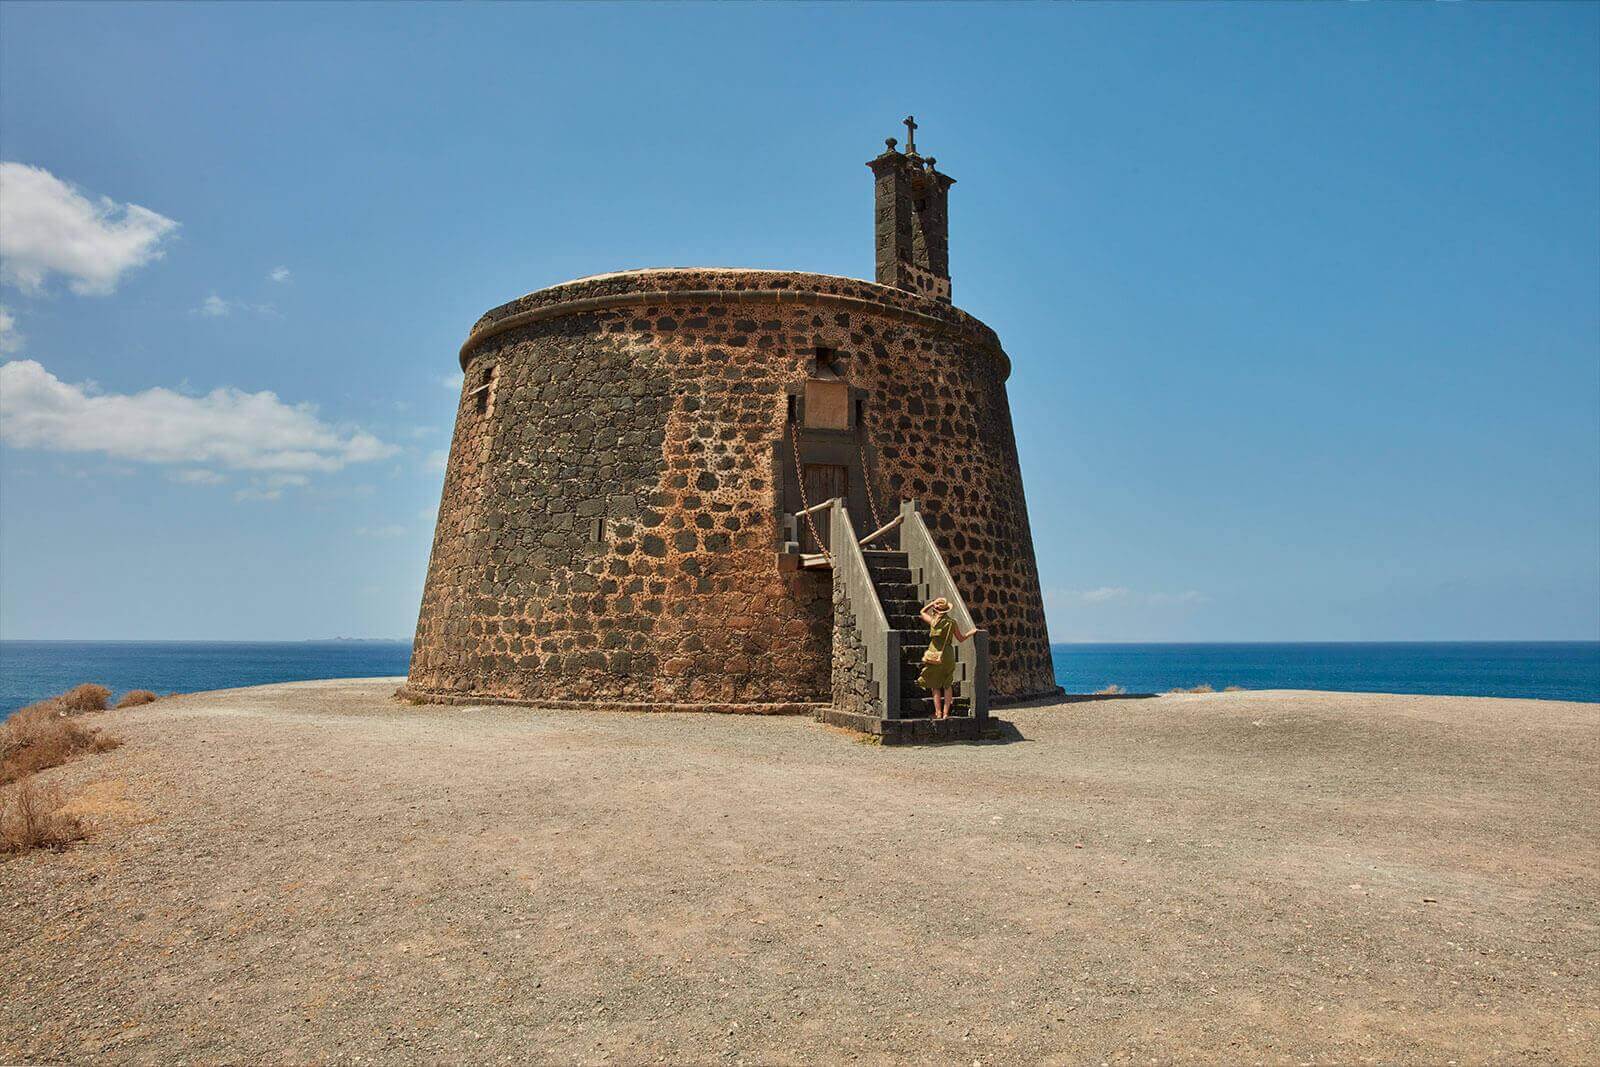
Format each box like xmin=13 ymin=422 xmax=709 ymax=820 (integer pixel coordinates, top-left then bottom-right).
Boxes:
xmin=1093 ymin=684 xmax=1126 ymax=695
xmin=115 ymin=690 xmax=159 ymax=709
xmin=1 ymin=691 xmax=122 ymax=787
xmin=58 ymin=684 xmax=111 ymax=714
xmin=0 ymin=778 xmax=87 ymax=855
xmin=1223 ymin=685 xmax=1245 ymax=692
xmin=1166 ymin=684 xmax=1216 ymax=694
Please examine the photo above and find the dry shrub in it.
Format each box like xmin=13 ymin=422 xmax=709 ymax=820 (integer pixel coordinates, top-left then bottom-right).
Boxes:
xmin=115 ymin=690 xmax=159 ymax=709
xmin=0 ymin=778 xmax=86 ymax=855
xmin=1 ymin=694 xmax=122 ymax=787
xmin=1223 ymin=685 xmax=1245 ymax=692
xmin=58 ymin=684 xmax=110 ymax=714
xmin=1093 ymin=684 xmax=1126 ymax=695
xmin=1165 ymin=684 xmax=1216 ymax=694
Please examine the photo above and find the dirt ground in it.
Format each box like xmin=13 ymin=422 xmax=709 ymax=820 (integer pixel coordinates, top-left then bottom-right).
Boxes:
xmin=2 ymin=680 xmax=1597 ymax=1065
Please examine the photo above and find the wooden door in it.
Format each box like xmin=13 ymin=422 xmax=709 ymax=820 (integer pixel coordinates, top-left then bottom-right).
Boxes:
xmin=802 ymin=463 xmax=849 ymax=552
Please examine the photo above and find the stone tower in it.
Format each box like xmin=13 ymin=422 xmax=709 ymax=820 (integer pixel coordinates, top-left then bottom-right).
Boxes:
xmin=403 ymin=123 xmax=1058 ymax=722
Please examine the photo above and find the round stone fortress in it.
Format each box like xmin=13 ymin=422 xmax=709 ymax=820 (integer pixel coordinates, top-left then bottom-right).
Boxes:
xmin=404 ymin=126 xmax=1058 ymax=712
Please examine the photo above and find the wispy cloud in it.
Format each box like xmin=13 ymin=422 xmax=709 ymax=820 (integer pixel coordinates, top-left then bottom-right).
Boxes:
xmin=0 ymin=305 xmax=21 ymax=353
xmin=0 ymin=359 xmax=398 ymax=476
xmin=169 ymin=468 xmax=227 ymax=486
xmin=192 ymin=293 xmax=276 ymax=318
xmin=0 ymin=162 xmax=178 ymax=295
xmin=196 ymin=293 xmax=231 ymax=318
xmin=268 ymin=266 xmax=291 ymax=284
xmin=1148 ymin=590 xmax=1207 ymax=605
xmin=1079 ymin=586 xmax=1130 ymax=603
xmin=425 ymin=449 xmax=449 ymax=472
xmin=439 ymin=372 xmax=464 ymax=391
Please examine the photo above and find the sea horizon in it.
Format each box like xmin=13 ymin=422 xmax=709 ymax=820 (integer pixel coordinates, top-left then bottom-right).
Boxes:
xmin=3 ymin=638 xmax=1597 ymax=717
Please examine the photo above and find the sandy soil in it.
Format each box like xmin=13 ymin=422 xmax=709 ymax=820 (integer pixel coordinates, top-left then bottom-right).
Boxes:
xmin=2 ymin=680 xmax=1597 ymax=1064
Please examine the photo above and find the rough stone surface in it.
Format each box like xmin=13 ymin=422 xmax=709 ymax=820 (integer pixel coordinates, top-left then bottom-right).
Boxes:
xmin=829 ymin=568 xmax=877 ymax=718
xmin=408 ymin=268 xmax=1055 ymax=709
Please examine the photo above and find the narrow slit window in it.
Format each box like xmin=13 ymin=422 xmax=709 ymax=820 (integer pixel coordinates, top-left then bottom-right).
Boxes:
xmin=468 ymin=365 xmax=497 ymax=416
xmin=913 ymin=198 xmax=927 ymax=212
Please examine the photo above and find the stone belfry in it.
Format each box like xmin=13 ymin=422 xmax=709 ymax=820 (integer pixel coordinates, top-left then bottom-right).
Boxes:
xmin=867 ymin=116 xmax=956 ymax=303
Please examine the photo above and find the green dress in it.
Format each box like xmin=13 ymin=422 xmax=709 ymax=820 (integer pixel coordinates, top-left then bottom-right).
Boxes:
xmin=917 ymin=615 xmax=958 ymax=690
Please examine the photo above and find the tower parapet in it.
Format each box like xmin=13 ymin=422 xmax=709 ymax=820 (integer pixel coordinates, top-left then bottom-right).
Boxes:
xmin=867 ymin=116 xmax=956 ymax=303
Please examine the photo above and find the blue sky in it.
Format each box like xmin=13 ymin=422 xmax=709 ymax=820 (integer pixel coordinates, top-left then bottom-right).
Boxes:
xmin=1 ymin=1 xmax=1596 ymax=642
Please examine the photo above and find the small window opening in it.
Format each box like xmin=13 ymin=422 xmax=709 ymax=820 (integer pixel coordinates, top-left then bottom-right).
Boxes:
xmin=813 ymin=346 xmax=837 ymax=372
xmin=914 ymin=198 xmax=927 ymax=212
xmin=474 ymin=366 xmax=498 ymax=415
xmin=589 ymin=517 xmax=606 ymax=543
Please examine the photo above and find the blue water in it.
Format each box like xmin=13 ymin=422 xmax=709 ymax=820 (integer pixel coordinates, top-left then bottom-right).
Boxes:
xmin=0 ymin=640 xmax=413 ymax=718
xmin=1 ymin=640 xmax=1596 ymax=718
xmin=1052 ymin=642 xmax=1600 ymax=702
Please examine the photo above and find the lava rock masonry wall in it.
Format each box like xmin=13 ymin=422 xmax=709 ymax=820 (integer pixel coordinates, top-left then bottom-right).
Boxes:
xmin=406 ymin=269 xmax=1056 ymax=709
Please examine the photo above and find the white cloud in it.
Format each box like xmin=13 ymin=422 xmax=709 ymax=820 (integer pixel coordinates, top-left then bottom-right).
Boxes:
xmin=196 ymin=293 xmax=231 ymax=317
xmin=355 ymin=524 xmax=407 ymax=539
xmin=425 ymin=449 xmax=450 ymax=472
xmin=0 ymin=306 xmax=21 ymax=353
xmin=192 ymin=294 xmax=276 ymax=319
xmin=169 ymin=468 xmax=226 ymax=485
xmin=1079 ymin=586 xmax=1130 ymax=604
xmin=1148 ymin=590 xmax=1207 ymax=605
xmin=268 ymin=266 xmax=291 ymax=283
xmin=234 ymin=486 xmax=282 ymax=503
xmin=0 ymin=163 xmax=178 ymax=295
xmin=439 ymin=372 xmax=464 ymax=391
xmin=0 ymin=359 xmax=399 ymax=475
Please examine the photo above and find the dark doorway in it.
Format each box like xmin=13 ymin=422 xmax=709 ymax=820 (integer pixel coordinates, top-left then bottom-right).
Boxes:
xmin=802 ymin=463 xmax=849 ymax=552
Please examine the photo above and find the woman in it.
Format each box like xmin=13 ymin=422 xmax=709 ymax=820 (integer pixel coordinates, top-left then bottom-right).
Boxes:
xmin=916 ymin=597 xmax=981 ymax=719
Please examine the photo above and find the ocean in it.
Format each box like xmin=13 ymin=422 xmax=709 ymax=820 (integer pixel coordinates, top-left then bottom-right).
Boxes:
xmin=1 ymin=640 xmax=1596 ymax=718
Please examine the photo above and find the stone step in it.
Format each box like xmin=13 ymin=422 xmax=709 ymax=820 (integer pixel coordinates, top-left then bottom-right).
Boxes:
xmin=862 ymin=550 xmax=908 ymax=562
xmin=869 ymin=566 xmax=913 ymax=585
xmin=898 ymin=697 xmax=973 ymax=718
xmin=873 ymin=581 xmax=917 ymax=602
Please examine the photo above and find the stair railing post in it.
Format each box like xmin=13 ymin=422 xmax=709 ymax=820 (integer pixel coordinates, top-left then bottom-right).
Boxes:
xmin=972 ymin=631 xmax=990 ymax=722
xmin=884 ymin=630 xmax=902 ymax=720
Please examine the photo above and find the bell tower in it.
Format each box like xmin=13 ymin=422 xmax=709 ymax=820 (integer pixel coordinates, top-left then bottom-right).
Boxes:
xmin=867 ymin=116 xmax=956 ymax=303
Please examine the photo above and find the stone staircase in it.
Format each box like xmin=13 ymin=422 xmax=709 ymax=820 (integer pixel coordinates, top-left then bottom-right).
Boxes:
xmin=863 ymin=548 xmax=973 ymax=721
xmin=805 ymin=498 xmax=991 ymax=744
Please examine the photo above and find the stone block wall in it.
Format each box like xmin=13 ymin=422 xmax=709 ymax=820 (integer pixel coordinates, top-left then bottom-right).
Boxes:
xmin=829 ymin=570 xmax=878 ymax=717
xmin=405 ymin=268 xmax=1056 ymax=709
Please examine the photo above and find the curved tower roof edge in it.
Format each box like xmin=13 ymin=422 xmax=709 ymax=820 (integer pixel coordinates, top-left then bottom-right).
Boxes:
xmin=460 ymin=268 xmax=1008 ymax=377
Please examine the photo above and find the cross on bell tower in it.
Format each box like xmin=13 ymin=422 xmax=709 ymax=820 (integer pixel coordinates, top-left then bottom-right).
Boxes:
xmin=867 ymin=116 xmax=955 ymax=303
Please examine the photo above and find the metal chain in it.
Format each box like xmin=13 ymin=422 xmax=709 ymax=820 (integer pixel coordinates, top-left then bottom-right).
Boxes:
xmin=855 ymin=411 xmax=885 ymax=531
xmin=788 ymin=412 xmax=833 ymax=566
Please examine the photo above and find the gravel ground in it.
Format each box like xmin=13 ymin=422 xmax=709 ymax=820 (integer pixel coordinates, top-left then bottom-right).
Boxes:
xmin=2 ymin=679 xmax=1597 ymax=1064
